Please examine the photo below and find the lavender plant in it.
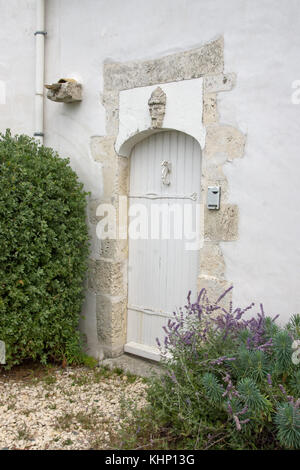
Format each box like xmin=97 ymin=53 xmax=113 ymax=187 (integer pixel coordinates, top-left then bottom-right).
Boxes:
xmin=145 ymin=287 xmax=300 ymax=449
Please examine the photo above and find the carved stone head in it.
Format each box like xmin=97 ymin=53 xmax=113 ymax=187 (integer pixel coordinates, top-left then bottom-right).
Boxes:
xmin=148 ymin=87 xmax=166 ymax=128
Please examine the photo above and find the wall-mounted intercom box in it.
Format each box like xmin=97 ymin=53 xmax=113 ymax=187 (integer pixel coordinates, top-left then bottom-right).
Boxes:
xmin=207 ymin=186 xmax=221 ymax=210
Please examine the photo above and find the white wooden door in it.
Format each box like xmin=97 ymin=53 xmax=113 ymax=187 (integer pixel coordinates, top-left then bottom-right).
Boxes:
xmin=125 ymin=131 xmax=201 ymax=360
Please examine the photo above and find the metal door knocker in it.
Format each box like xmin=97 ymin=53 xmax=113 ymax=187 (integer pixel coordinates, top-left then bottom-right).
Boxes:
xmin=161 ymin=160 xmax=171 ymax=185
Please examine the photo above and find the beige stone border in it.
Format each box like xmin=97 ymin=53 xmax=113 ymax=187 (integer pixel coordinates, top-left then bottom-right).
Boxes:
xmin=89 ymin=36 xmax=246 ymax=358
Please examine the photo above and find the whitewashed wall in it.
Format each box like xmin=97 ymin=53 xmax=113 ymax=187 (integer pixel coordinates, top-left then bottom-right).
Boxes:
xmin=0 ymin=0 xmax=300 ymax=342
xmin=0 ymin=1 xmax=35 ymax=135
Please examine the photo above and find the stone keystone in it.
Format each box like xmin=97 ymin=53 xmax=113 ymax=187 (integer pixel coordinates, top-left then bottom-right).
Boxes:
xmin=148 ymin=86 xmax=167 ymax=128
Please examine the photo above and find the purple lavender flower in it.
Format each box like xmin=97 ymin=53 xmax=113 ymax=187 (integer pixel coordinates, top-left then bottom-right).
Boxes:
xmin=233 ymin=415 xmax=241 ymax=431
xmin=159 ymin=287 xmax=280 ymax=363
xmin=240 ymin=418 xmax=250 ymax=425
xmin=236 ymin=405 xmax=248 ymax=417
xmin=210 ymin=356 xmax=236 ymax=366
xmin=257 ymin=338 xmax=273 ymax=351
xmin=216 ymin=285 xmax=233 ymax=305
xmin=222 ymin=373 xmax=239 ymax=400
xmin=229 ymin=405 xmax=249 ymax=431
xmin=167 ymin=370 xmax=178 ymax=385
xmin=267 ymin=374 xmax=272 ymax=387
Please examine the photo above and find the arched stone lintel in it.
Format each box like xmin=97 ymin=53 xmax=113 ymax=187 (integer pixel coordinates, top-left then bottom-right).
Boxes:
xmin=116 ymin=127 xmax=204 ymax=158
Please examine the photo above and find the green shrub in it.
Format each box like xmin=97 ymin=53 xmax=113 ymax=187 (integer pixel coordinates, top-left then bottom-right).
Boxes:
xmin=0 ymin=130 xmax=89 ymax=368
xmin=119 ymin=289 xmax=300 ymax=450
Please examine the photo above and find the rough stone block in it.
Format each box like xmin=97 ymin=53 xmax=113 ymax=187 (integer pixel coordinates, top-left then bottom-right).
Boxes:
xmin=88 ymin=259 xmax=127 ymax=296
xmin=91 ymin=136 xmax=116 ymax=163
xmin=116 ymin=156 xmax=129 ymax=196
xmin=46 ymin=81 xmax=82 ymax=103
xmin=200 ymin=243 xmax=225 ymax=279
xmin=91 ymin=136 xmax=118 ymax=199
xmin=99 ymin=239 xmax=128 ymax=261
xmin=96 ymin=294 xmax=126 ymax=341
xmin=102 ymin=38 xmax=224 ymax=134
xmin=204 ymin=152 xmax=227 ymax=176
xmin=204 ymin=73 xmax=236 ymax=93
xmin=88 ymin=223 xmax=102 ymax=261
xmin=88 ymin=198 xmax=103 ymax=224
xmin=203 ymin=93 xmax=219 ymax=124
xmin=101 ymin=90 xmax=120 ymax=135
xmin=197 ymin=276 xmax=233 ymax=311
xmin=103 ymin=37 xmax=224 ymax=92
xmin=204 ymin=204 xmax=239 ymax=241
xmin=205 ymin=124 xmax=246 ymax=160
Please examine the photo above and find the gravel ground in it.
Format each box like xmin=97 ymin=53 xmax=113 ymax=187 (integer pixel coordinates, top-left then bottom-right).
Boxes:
xmin=0 ymin=365 xmax=147 ymax=450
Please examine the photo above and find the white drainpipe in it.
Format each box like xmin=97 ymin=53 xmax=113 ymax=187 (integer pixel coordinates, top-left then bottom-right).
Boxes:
xmin=34 ymin=0 xmax=46 ymax=144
